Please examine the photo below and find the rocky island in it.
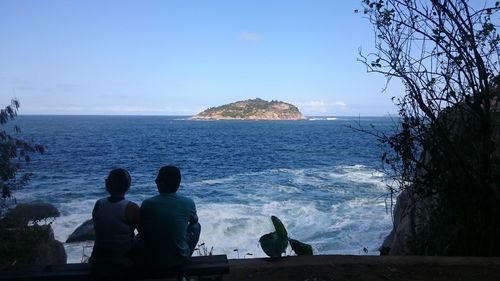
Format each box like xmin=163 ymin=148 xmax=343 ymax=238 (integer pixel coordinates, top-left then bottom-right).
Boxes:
xmin=191 ymin=98 xmax=306 ymax=120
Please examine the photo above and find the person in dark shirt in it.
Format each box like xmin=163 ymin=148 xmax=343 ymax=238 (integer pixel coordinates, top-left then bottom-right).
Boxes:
xmin=139 ymin=165 xmax=201 ymax=269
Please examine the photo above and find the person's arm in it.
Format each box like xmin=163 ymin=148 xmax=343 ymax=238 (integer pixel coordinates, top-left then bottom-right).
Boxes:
xmin=92 ymin=200 xmax=100 ymax=220
xmin=125 ymin=202 xmax=141 ymax=231
xmin=189 ymin=200 xmax=198 ymax=224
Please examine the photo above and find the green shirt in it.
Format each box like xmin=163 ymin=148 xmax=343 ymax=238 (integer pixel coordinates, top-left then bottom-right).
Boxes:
xmin=140 ymin=193 xmax=198 ymax=268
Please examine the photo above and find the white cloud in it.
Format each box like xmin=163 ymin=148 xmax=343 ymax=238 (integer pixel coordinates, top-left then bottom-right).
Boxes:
xmin=239 ymin=32 xmax=262 ymax=43
xmin=334 ymin=101 xmax=347 ymax=109
xmin=298 ymin=101 xmax=329 ymax=113
xmin=295 ymin=100 xmax=349 ymax=115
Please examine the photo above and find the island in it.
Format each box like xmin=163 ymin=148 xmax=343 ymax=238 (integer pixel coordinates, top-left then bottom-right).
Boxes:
xmin=191 ymin=98 xmax=306 ymax=120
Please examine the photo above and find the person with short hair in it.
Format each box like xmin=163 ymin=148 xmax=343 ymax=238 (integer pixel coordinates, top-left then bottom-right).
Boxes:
xmin=139 ymin=165 xmax=200 ymax=269
xmin=90 ymin=168 xmax=140 ymax=266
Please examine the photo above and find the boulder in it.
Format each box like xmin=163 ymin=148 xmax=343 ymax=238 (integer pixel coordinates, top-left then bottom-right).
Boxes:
xmin=1 ymin=203 xmax=60 ymax=228
xmin=379 ymin=188 xmax=438 ymax=255
xmin=379 ymin=190 xmax=410 ymax=255
xmin=0 ymin=224 xmax=67 ymax=265
xmin=66 ymin=219 xmax=95 ymax=243
xmin=0 ymin=202 xmax=66 ymax=265
xmin=35 ymin=227 xmax=67 ymax=264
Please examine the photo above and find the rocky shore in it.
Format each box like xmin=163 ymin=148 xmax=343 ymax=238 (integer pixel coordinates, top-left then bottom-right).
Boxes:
xmin=0 ymin=203 xmax=66 ymax=265
xmin=3 ymin=204 xmax=500 ymax=281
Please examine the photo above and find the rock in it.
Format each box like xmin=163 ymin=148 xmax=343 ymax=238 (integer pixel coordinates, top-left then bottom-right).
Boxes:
xmin=66 ymin=219 xmax=95 ymax=243
xmin=379 ymin=190 xmax=410 ymax=255
xmin=35 ymin=227 xmax=67 ymax=264
xmin=0 ymin=202 xmax=66 ymax=265
xmin=1 ymin=203 xmax=60 ymax=228
xmin=379 ymin=188 xmax=438 ymax=255
xmin=379 ymin=232 xmax=393 ymax=255
xmin=0 ymin=225 xmax=67 ymax=265
xmin=48 ymin=239 xmax=67 ymax=264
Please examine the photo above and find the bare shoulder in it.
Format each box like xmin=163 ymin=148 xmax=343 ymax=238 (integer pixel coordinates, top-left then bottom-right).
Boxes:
xmin=126 ymin=201 xmax=140 ymax=210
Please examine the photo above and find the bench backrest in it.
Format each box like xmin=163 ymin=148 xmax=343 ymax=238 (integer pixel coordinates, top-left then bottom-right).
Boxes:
xmin=0 ymin=255 xmax=229 ymax=281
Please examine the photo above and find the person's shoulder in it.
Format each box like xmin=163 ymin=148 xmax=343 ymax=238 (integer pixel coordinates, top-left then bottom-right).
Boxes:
xmin=95 ymin=197 xmax=108 ymax=205
xmin=126 ymin=200 xmax=140 ymax=209
xmin=176 ymin=194 xmax=195 ymax=204
xmin=141 ymin=195 xmax=157 ymax=206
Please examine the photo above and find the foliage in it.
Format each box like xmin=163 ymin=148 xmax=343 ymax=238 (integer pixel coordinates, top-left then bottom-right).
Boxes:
xmin=0 ymin=224 xmax=52 ymax=266
xmin=1 ymin=99 xmax=44 ymax=212
xmin=359 ymin=0 xmax=500 ymax=255
xmin=289 ymin=239 xmax=313 ymax=256
xmin=259 ymin=215 xmax=313 ymax=257
xmin=195 ymin=242 xmax=214 ymax=256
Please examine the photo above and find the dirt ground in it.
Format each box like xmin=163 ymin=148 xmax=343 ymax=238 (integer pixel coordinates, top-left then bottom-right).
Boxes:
xmin=224 ymin=255 xmax=500 ymax=281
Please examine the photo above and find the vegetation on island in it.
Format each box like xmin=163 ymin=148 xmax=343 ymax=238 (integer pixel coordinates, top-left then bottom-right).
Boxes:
xmin=192 ymin=98 xmax=305 ymax=120
xmin=359 ymin=0 xmax=500 ymax=255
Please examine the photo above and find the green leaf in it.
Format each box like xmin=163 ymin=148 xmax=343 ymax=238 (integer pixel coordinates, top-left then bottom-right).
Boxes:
xmin=289 ymin=239 xmax=313 ymax=256
xmin=271 ymin=215 xmax=288 ymax=239
xmin=259 ymin=232 xmax=288 ymax=257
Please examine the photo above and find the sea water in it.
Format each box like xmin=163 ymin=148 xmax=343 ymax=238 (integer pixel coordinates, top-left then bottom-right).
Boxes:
xmin=10 ymin=116 xmax=396 ymax=262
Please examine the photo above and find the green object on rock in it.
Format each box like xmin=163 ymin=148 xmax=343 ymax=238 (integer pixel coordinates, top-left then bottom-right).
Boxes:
xmin=271 ymin=215 xmax=288 ymax=239
xmin=259 ymin=215 xmax=313 ymax=258
xmin=289 ymin=238 xmax=313 ymax=256
xmin=259 ymin=232 xmax=289 ymax=258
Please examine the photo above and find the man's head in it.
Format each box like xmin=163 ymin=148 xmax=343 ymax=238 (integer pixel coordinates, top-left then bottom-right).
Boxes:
xmin=156 ymin=165 xmax=181 ymax=193
xmin=106 ymin=168 xmax=131 ymax=196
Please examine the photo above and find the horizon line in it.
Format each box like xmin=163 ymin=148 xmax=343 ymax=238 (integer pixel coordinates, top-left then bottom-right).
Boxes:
xmin=17 ymin=113 xmax=398 ymax=118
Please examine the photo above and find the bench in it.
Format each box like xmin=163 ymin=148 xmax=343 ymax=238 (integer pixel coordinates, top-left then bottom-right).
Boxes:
xmin=0 ymin=255 xmax=229 ymax=281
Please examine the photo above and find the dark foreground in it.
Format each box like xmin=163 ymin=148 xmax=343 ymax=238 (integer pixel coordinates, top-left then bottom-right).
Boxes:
xmin=226 ymin=255 xmax=500 ymax=281
xmin=2 ymin=255 xmax=499 ymax=281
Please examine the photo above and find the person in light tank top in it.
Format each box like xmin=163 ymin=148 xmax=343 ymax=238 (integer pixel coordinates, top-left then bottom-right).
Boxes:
xmin=90 ymin=168 xmax=140 ymax=266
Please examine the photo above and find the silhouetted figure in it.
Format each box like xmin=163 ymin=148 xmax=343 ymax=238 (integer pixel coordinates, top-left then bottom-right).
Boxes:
xmin=90 ymin=168 xmax=140 ymax=266
xmin=138 ymin=165 xmax=200 ymax=269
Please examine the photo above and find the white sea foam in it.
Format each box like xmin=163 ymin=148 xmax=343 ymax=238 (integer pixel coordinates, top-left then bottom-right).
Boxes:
xmin=200 ymin=179 xmax=227 ymax=185
xmin=307 ymin=117 xmax=338 ymax=121
xmin=328 ymin=198 xmax=392 ymax=254
xmin=41 ymin=164 xmax=393 ymax=262
xmin=196 ymin=201 xmax=319 ymax=258
xmin=271 ymin=184 xmax=302 ymax=194
xmin=328 ymin=165 xmax=388 ymax=190
xmin=65 ymin=241 xmax=94 ymax=263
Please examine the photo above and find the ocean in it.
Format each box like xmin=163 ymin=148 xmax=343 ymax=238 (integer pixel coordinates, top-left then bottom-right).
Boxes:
xmin=10 ymin=115 xmax=395 ymax=263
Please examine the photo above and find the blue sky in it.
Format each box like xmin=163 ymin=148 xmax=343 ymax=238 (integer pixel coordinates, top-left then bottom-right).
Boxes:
xmin=0 ymin=0 xmax=400 ymax=116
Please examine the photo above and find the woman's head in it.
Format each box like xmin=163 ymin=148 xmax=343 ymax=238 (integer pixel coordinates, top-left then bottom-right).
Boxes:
xmin=105 ymin=168 xmax=131 ymax=196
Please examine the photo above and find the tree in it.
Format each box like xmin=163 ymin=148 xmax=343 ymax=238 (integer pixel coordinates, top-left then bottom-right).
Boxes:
xmin=1 ymin=99 xmax=44 ymax=211
xmin=359 ymin=0 xmax=500 ymax=255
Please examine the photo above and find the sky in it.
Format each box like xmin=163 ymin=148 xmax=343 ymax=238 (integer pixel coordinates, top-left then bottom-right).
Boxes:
xmin=0 ymin=0 xmax=401 ymax=116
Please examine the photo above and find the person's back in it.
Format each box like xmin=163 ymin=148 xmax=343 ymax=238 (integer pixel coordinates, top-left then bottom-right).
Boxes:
xmin=139 ymin=166 xmax=200 ymax=269
xmin=91 ymin=168 xmax=140 ymax=266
